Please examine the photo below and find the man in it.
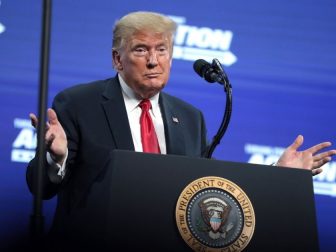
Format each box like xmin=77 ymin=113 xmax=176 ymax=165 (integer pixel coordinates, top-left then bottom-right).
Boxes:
xmin=27 ymin=11 xmax=336 ymax=250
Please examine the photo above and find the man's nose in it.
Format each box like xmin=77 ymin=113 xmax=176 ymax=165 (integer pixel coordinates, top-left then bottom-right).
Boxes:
xmin=147 ymin=51 xmax=158 ymax=68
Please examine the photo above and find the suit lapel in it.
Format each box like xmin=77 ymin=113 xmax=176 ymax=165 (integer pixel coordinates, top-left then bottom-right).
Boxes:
xmin=101 ymin=78 xmax=134 ymax=151
xmin=160 ymin=93 xmax=186 ymax=155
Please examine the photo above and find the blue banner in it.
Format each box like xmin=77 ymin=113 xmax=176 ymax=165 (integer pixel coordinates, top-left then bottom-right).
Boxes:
xmin=1 ymin=0 xmax=335 ymax=250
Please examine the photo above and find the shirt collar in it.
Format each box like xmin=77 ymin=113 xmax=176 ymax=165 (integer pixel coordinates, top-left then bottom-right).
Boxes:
xmin=118 ymin=75 xmax=160 ymax=117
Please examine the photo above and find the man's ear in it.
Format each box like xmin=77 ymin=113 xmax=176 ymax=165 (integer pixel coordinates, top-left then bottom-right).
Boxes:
xmin=112 ymin=49 xmax=123 ymax=71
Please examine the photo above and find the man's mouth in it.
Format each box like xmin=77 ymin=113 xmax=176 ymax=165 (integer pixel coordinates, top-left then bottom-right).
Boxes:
xmin=145 ymin=73 xmax=161 ymax=78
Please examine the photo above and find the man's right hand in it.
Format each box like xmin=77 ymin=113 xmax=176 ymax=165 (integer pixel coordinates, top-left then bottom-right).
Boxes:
xmin=30 ymin=108 xmax=68 ymax=166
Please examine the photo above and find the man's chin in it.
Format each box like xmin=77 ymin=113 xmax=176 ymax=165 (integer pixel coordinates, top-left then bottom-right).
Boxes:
xmin=139 ymin=83 xmax=166 ymax=98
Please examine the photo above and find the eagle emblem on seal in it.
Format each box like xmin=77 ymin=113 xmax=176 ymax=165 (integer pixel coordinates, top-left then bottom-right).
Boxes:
xmin=199 ymin=197 xmax=233 ymax=240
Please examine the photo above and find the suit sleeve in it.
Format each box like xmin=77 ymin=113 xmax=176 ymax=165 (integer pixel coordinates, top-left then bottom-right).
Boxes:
xmin=26 ymin=90 xmax=79 ymax=199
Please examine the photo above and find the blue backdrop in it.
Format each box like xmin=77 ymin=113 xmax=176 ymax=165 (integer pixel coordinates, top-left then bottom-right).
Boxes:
xmin=0 ymin=0 xmax=335 ymax=251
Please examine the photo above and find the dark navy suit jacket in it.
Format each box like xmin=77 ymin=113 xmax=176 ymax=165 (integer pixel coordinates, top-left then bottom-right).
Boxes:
xmin=26 ymin=76 xmax=208 ymax=249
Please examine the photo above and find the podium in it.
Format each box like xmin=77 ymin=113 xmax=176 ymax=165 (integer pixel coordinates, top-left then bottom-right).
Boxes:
xmin=99 ymin=150 xmax=319 ymax=252
xmin=64 ymin=150 xmax=319 ymax=251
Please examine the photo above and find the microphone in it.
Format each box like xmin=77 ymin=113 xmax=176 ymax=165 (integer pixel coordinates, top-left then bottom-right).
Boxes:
xmin=193 ymin=59 xmax=222 ymax=83
xmin=193 ymin=59 xmax=233 ymax=159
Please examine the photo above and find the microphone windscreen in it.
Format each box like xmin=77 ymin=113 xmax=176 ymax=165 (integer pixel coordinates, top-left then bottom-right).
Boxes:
xmin=193 ymin=59 xmax=211 ymax=78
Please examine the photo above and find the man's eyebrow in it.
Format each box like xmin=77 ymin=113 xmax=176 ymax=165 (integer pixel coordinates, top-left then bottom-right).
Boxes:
xmin=131 ymin=43 xmax=147 ymax=48
xmin=131 ymin=40 xmax=168 ymax=47
xmin=156 ymin=43 xmax=168 ymax=47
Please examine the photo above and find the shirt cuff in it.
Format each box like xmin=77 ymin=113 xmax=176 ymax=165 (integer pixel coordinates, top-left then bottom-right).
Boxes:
xmin=46 ymin=149 xmax=68 ymax=180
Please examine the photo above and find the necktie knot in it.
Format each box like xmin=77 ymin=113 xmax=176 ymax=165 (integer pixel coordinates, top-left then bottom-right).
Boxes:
xmin=139 ymin=99 xmax=151 ymax=112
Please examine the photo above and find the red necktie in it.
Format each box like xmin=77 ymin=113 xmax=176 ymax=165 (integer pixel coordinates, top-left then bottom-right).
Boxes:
xmin=139 ymin=99 xmax=161 ymax=154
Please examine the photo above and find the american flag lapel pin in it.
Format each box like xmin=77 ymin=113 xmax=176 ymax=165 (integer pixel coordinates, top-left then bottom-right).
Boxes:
xmin=172 ymin=116 xmax=179 ymax=123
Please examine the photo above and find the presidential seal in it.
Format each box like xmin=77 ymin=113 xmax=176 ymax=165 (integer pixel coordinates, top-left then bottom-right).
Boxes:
xmin=176 ymin=176 xmax=255 ymax=252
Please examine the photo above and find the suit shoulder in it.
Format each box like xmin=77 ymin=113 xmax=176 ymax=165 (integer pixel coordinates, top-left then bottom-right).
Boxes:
xmin=55 ymin=78 xmax=113 ymax=100
xmin=161 ymin=92 xmax=202 ymax=114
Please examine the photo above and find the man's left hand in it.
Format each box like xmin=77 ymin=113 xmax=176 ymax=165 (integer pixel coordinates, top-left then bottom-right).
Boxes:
xmin=276 ymin=135 xmax=336 ymax=175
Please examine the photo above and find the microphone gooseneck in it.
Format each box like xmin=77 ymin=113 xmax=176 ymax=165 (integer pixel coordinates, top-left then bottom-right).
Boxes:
xmin=193 ymin=58 xmax=233 ymax=159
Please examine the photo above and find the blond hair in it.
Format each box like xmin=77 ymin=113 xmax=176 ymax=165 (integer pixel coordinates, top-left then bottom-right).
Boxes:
xmin=112 ymin=11 xmax=177 ymax=50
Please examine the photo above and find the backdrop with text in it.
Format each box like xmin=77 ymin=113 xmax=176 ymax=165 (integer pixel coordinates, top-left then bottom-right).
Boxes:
xmin=0 ymin=0 xmax=335 ymax=250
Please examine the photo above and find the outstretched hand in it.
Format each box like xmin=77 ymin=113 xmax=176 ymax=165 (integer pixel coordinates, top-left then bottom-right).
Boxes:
xmin=276 ymin=135 xmax=336 ymax=175
xmin=30 ymin=108 xmax=67 ymax=165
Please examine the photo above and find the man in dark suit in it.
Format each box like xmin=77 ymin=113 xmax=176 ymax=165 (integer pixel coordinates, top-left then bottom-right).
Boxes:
xmin=26 ymin=11 xmax=336 ymax=250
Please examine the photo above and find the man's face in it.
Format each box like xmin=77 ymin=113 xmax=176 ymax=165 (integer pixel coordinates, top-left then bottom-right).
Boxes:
xmin=113 ymin=30 xmax=173 ymax=99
